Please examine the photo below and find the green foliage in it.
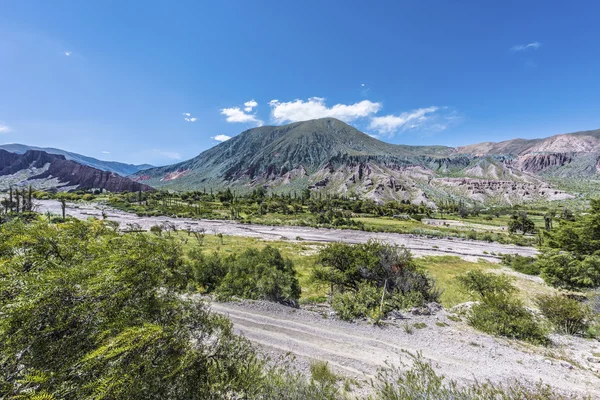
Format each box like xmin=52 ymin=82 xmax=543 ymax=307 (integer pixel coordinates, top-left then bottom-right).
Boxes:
xmin=190 ymin=246 xmax=301 ymax=305
xmin=507 ymin=213 xmax=536 ymax=235
xmin=501 ymin=254 xmax=540 ymax=275
xmin=0 ymin=218 xmax=263 ymax=399
xmin=537 ymin=251 xmax=600 ymax=290
xmin=332 ymin=283 xmax=381 ymax=321
xmin=456 ymin=270 xmax=515 ymax=297
xmin=468 ymin=294 xmax=549 ymax=345
xmin=373 ymin=352 xmax=578 ymax=400
xmin=536 ymin=294 xmax=591 ymax=335
xmin=537 ymin=199 xmax=600 ymax=290
xmin=315 ymin=240 xmax=439 ymax=320
xmin=456 ymin=271 xmax=548 ymax=344
xmin=309 ymin=361 xmax=338 ymax=386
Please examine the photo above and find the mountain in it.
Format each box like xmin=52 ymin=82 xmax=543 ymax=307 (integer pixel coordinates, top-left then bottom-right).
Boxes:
xmin=0 ymin=149 xmax=154 ymax=192
xmin=133 ymin=118 xmax=581 ymax=205
xmin=456 ymin=129 xmax=600 ymax=179
xmin=0 ymin=144 xmax=153 ymax=176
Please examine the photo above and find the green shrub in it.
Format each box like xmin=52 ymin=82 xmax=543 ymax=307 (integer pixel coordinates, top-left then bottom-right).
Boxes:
xmin=538 ymin=251 xmax=600 ymax=290
xmin=332 ymin=283 xmax=380 ymax=321
xmin=501 ymin=254 xmax=540 ymax=275
xmin=469 ymin=293 xmax=549 ymax=345
xmin=309 ymin=361 xmax=338 ymax=386
xmin=456 ymin=270 xmax=515 ymax=297
xmin=317 ymin=240 xmax=440 ymax=321
xmin=536 ymin=294 xmax=590 ymax=335
xmin=374 ymin=352 xmax=572 ymax=400
xmin=457 ymin=271 xmax=548 ymax=344
xmin=214 ymin=246 xmax=301 ymax=306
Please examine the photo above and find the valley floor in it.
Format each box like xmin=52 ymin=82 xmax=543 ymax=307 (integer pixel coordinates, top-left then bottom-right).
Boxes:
xmin=210 ymin=299 xmax=600 ymax=398
xmin=35 ymin=200 xmax=538 ymax=263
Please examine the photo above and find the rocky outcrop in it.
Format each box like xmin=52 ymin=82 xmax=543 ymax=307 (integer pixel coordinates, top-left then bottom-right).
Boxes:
xmin=0 ymin=149 xmax=154 ymax=192
xmin=517 ymin=153 xmax=573 ymax=173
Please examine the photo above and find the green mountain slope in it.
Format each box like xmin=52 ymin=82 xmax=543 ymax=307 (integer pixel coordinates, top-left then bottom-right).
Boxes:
xmin=133 ymin=118 xmax=582 ymax=205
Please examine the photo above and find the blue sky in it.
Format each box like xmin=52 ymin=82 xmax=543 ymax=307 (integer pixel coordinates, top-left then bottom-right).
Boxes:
xmin=1 ymin=1 xmax=600 ymax=166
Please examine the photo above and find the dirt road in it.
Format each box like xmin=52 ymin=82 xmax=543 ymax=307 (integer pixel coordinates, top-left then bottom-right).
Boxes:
xmin=211 ymin=300 xmax=600 ymax=397
xmin=36 ymin=200 xmax=537 ymax=262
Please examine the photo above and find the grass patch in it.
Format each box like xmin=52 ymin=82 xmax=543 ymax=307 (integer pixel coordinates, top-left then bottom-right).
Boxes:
xmin=413 ymin=322 xmax=427 ymax=329
xmin=417 ymin=256 xmax=498 ymax=307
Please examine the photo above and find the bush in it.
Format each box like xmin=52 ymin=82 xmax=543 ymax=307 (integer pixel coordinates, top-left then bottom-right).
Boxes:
xmin=332 ymin=283 xmax=380 ymax=321
xmin=374 ymin=352 xmax=573 ymax=400
xmin=469 ymin=293 xmax=549 ymax=345
xmin=537 ymin=251 xmax=600 ymax=290
xmin=191 ymin=246 xmax=301 ymax=306
xmin=456 ymin=270 xmax=515 ymax=297
xmin=457 ymin=271 xmax=548 ymax=344
xmin=501 ymin=254 xmax=540 ymax=275
xmin=315 ymin=240 xmax=440 ymax=320
xmin=536 ymin=294 xmax=590 ymax=335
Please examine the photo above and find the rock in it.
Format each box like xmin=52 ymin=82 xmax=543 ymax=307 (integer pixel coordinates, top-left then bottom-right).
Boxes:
xmin=410 ymin=306 xmax=431 ymax=316
xmin=426 ymin=302 xmax=443 ymax=314
xmin=560 ymin=361 xmax=574 ymax=370
xmin=587 ymin=356 xmax=600 ymax=364
xmin=450 ymin=301 xmax=478 ymax=315
xmin=387 ymin=310 xmax=404 ymax=320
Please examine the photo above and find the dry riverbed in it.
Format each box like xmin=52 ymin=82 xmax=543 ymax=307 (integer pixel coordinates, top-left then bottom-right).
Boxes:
xmin=210 ymin=299 xmax=600 ymax=398
xmin=36 ymin=200 xmax=538 ymax=262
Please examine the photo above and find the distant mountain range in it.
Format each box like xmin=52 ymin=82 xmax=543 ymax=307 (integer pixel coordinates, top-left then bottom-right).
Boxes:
xmin=132 ymin=118 xmax=598 ymax=205
xmin=3 ymin=120 xmax=600 ymax=203
xmin=0 ymin=149 xmax=153 ymax=193
xmin=0 ymin=144 xmax=153 ymax=176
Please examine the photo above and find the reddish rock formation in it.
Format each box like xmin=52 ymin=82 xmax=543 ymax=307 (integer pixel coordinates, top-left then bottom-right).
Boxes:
xmin=0 ymin=149 xmax=154 ymax=192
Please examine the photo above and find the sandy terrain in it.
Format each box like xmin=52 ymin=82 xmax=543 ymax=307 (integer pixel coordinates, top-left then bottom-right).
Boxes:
xmin=35 ymin=200 xmax=538 ymax=262
xmin=210 ymin=300 xmax=600 ymax=397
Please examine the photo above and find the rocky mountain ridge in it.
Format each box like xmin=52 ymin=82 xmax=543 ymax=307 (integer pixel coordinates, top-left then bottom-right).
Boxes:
xmin=0 ymin=143 xmax=153 ymax=176
xmin=132 ymin=118 xmax=593 ymax=205
xmin=0 ymin=149 xmax=154 ymax=193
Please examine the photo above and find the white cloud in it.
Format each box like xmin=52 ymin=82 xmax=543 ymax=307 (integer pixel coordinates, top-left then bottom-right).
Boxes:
xmin=361 ymin=83 xmax=365 ymax=87
xmin=0 ymin=123 xmax=11 ymax=134
xmin=101 ymin=151 xmax=110 ymax=154
xmin=220 ymin=106 xmax=263 ymax=126
xmin=243 ymin=99 xmax=258 ymax=112
xmin=212 ymin=134 xmax=232 ymax=142
xmin=269 ymin=97 xmax=382 ymax=124
xmin=154 ymin=150 xmax=182 ymax=160
xmin=510 ymin=42 xmax=541 ymax=52
xmin=182 ymin=112 xmax=197 ymax=122
xmin=369 ymin=106 xmax=440 ymax=135
xmin=64 ymin=51 xmax=72 ymax=56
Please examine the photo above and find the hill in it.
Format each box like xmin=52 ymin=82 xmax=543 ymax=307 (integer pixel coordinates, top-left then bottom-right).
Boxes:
xmin=0 ymin=143 xmax=153 ymax=176
xmin=133 ymin=118 xmax=578 ymax=205
xmin=0 ymin=149 xmax=154 ymax=192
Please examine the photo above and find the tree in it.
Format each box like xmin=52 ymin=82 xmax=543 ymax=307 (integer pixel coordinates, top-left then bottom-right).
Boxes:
xmin=0 ymin=218 xmax=264 ymax=399
xmin=536 ymin=199 xmax=600 ymax=289
xmin=507 ymin=213 xmax=536 ymax=235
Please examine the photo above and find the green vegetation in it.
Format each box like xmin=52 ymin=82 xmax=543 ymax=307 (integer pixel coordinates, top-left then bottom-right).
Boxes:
xmin=457 ymin=271 xmax=549 ymax=344
xmin=313 ymin=241 xmax=440 ymax=321
xmin=507 ymin=212 xmax=536 ymax=235
xmin=34 ymin=189 xmax=544 ymax=246
xmin=0 ymin=210 xmax=594 ymax=398
xmin=0 ymin=218 xmax=266 ymax=399
xmin=501 ymin=254 xmax=540 ymax=275
xmin=374 ymin=352 xmax=581 ymax=400
xmin=189 ymin=246 xmax=301 ymax=305
xmin=536 ymin=294 xmax=591 ymax=336
xmin=537 ymin=199 xmax=600 ymax=290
